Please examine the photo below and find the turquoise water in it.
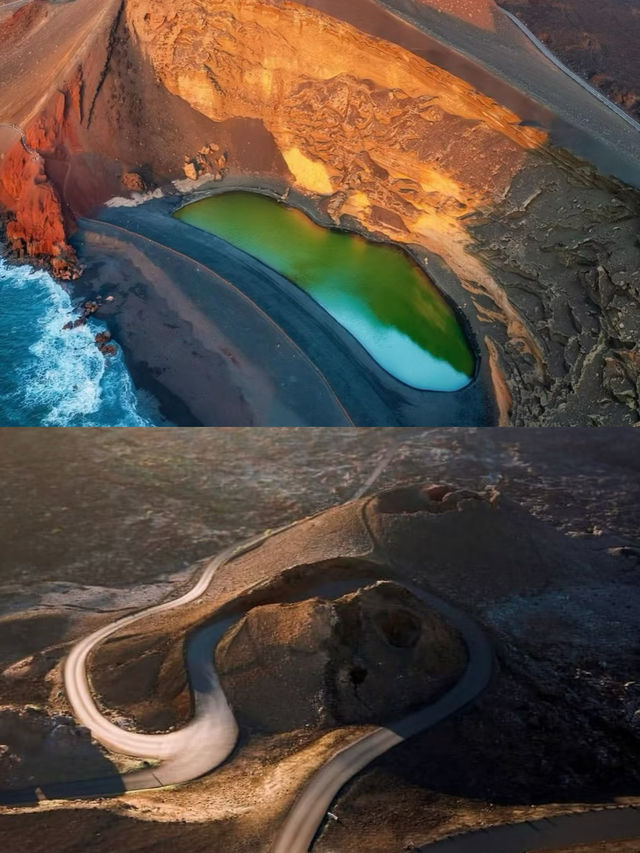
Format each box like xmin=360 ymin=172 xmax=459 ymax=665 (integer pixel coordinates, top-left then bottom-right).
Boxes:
xmin=0 ymin=259 xmax=163 ymax=426
xmin=175 ymin=192 xmax=475 ymax=392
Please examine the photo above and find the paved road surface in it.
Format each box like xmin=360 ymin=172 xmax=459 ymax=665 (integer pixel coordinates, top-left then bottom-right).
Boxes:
xmin=63 ymin=526 xmax=306 ymax=790
xmin=499 ymin=8 xmax=640 ymax=135
xmin=376 ymin=0 xmax=640 ymax=186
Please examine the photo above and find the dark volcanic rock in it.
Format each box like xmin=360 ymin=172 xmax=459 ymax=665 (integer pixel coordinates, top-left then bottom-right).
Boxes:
xmin=471 ymin=155 xmax=640 ymax=425
xmin=0 ymin=708 xmax=115 ymax=791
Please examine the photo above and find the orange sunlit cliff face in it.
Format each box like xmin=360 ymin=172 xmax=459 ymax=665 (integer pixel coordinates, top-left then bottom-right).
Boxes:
xmin=0 ymin=0 xmax=121 ymax=277
xmin=127 ymin=0 xmax=544 ymax=348
xmin=0 ymin=0 xmax=545 ymax=338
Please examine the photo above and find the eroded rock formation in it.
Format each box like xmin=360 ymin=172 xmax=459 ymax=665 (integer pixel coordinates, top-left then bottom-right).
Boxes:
xmin=0 ymin=138 xmax=77 ymax=279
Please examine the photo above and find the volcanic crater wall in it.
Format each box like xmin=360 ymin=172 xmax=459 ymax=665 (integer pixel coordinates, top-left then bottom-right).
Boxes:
xmin=1 ymin=0 xmax=639 ymax=424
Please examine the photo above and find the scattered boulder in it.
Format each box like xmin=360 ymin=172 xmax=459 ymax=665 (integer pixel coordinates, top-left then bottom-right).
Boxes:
xmin=121 ymin=170 xmax=148 ymax=193
xmin=183 ymin=144 xmax=228 ymax=181
xmin=183 ymin=159 xmax=199 ymax=181
xmin=61 ymin=316 xmax=87 ymax=330
xmin=61 ymin=300 xmax=117 ymax=353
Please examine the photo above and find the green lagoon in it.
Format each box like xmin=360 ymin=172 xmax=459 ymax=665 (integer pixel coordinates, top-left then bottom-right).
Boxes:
xmin=174 ymin=191 xmax=475 ymax=392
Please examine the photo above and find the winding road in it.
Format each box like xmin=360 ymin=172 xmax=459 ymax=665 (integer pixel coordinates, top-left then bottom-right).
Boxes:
xmin=64 ymin=535 xmax=264 ymax=789
xmin=0 ymin=1 xmax=30 ymax=11
xmin=58 ymin=507 xmax=497 ymax=849
xmin=60 ymin=437 xmax=493 ymax=809
xmin=1 ymin=475 xmax=639 ymax=851
xmin=417 ymin=805 xmax=640 ymax=852
xmin=0 ymin=0 xmax=73 ymax=9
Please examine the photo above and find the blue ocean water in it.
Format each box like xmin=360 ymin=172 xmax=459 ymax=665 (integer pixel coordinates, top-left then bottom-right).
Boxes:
xmin=0 ymin=258 xmax=164 ymax=426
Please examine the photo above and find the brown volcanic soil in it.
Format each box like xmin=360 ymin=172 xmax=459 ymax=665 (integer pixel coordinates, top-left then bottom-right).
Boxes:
xmin=500 ymin=0 xmax=640 ymax=122
xmin=1 ymin=427 xmax=639 ymax=588
xmin=0 ymin=430 xmax=639 ymax=851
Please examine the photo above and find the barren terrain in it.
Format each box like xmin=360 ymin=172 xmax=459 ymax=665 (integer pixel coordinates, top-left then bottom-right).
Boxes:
xmin=500 ymin=0 xmax=640 ymax=123
xmin=0 ymin=429 xmax=639 ymax=851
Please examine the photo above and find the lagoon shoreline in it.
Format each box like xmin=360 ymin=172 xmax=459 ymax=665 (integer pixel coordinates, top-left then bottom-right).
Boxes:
xmin=68 ymin=175 xmax=497 ymax=428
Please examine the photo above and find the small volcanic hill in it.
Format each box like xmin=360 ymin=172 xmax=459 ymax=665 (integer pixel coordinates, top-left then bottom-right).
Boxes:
xmin=215 ymin=582 xmax=467 ymax=732
xmin=1 ymin=0 xmax=640 ymax=424
xmin=87 ymin=482 xmax=639 ymax=743
xmin=0 ymin=475 xmax=639 ymax=851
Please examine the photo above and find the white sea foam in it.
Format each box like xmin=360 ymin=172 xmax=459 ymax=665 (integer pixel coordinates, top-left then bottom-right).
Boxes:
xmin=0 ymin=259 xmax=161 ymax=426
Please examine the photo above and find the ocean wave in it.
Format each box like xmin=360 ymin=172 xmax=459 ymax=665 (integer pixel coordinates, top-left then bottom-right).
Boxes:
xmin=0 ymin=259 xmax=162 ymax=426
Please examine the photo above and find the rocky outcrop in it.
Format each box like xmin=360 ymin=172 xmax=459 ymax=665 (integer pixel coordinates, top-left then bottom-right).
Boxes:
xmin=215 ymin=581 xmax=467 ymax=732
xmin=471 ymin=153 xmax=640 ymax=424
xmin=183 ymin=144 xmax=227 ymax=181
xmin=0 ymin=707 xmax=106 ymax=790
xmin=0 ymin=136 xmax=79 ymax=279
xmin=120 ymin=170 xmax=148 ymax=192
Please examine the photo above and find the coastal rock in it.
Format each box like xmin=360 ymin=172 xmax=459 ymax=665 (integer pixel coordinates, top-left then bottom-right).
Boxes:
xmin=62 ymin=316 xmax=86 ymax=330
xmin=0 ymin=143 xmax=79 ymax=279
xmin=95 ymin=330 xmax=117 ymax=355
